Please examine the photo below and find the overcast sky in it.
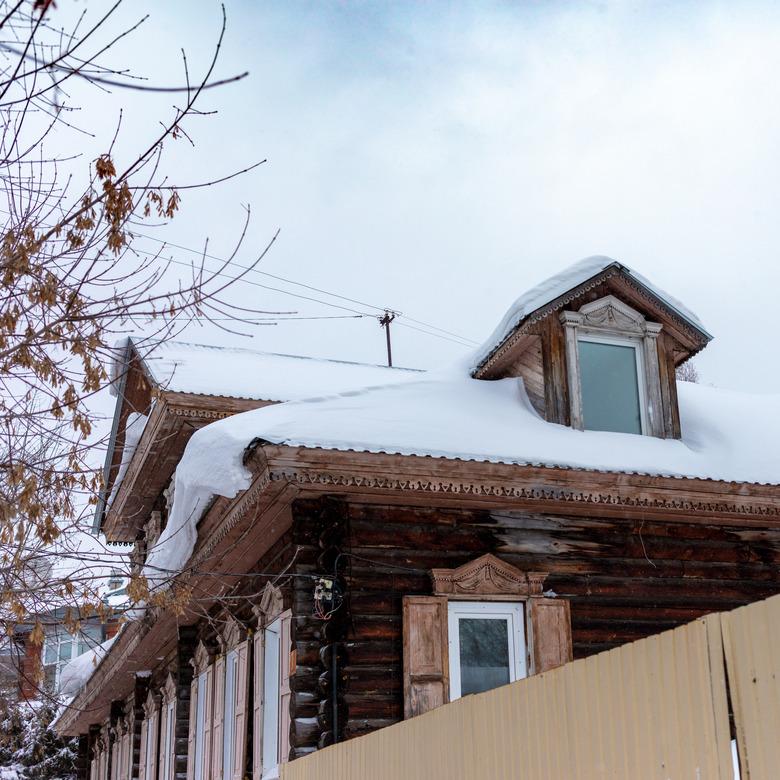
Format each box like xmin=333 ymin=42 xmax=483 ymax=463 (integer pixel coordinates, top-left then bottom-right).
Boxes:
xmin=48 ymin=0 xmax=780 ymax=396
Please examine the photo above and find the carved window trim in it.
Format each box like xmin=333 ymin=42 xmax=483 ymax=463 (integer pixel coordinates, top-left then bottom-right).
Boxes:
xmin=403 ymin=554 xmax=571 ymax=720
xmin=216 ymin=614 xmax=247 ymax=653
xmin=161 ymin=673 xmax=177 ymax=706
xmin=190 ymin=640 xmax=212 ymax=676
xmin=560 ymin=295 xmax=664 ymax=437
xmin=431 ymin=553 xmax=548 ymax=600
xmin=252 ymin=582 xmax=284 ymax=629
xmin=143 ymin=689 xmax=160 ymax=719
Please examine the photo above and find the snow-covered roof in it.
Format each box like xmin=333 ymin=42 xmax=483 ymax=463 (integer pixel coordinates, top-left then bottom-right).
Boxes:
xmin=58 ymin=635 xmax=117 ymax=698
xmin=144 ymin=360 xmax=780 ymax=588
xmin=472 ymin=256 xmax=711 ymax=371
xmin=132 ymin=340 xmax=420 ymax=402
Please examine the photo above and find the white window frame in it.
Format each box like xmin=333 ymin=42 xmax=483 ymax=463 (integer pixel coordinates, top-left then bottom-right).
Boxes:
xmin=560 ymin=296 xmax=664 ymax=437
xmin=576 ymin=332 xmax=649 ymax=435
xmin=42 ymin=623 xmax=103 ymax=690
xmin=447 ymin=601 xmax=526 ymax=701
xmin=261 ymin=617 xmax=281 ymax=779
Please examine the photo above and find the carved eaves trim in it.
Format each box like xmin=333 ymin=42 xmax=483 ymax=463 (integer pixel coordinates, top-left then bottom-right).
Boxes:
xmin=431 ymin=554 xmax=547 ymax=598
xmin=269 ymin=466 xmax=780 ymax=519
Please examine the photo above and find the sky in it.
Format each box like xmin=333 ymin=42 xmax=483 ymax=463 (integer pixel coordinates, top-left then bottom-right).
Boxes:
xmin=39 ymin=0 xmax=780 ymax=397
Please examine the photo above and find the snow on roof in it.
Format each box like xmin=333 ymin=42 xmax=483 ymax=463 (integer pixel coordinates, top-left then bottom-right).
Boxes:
xmin=58 ymin=635 xmax=117 ymax=698
xmin=144 ymin=359 xmax=780 ymax=588
xmin=471 ymin=256 xmax=711 ymax=371
xmin=134 ymin=340 xmax=421 ymax=402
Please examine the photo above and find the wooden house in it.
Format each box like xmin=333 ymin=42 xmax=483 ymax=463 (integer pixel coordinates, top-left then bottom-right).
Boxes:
xmin=54 ymin=256 xmax=780 ymax=780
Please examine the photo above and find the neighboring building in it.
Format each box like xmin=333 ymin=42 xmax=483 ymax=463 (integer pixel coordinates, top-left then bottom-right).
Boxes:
xmin=54 ymin=257 xmax=780 ymax=780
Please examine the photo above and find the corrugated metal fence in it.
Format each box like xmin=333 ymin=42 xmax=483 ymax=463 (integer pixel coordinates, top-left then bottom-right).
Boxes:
xmin=282 ymin=593 xmax=780 ymax=780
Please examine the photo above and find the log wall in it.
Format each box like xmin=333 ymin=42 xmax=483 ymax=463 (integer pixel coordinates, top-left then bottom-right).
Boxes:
xmin=289 ymin=497 xmax=780 ymax=747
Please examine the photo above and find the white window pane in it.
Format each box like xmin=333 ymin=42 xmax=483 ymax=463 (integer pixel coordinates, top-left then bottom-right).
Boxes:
xmin=58 ymin=638 xmax=73 ymax=662
xmin=262 ymin=620 xmax=281 ymax=774
xmin=44 ymin=642 xmax=57 ymax=664
xmin=458 ymin=618 xmax=511 ymax=696
xmin=579 ymin=340 xmax=642 ymax=434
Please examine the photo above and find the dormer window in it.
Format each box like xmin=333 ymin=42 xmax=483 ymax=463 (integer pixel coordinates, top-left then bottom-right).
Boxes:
xmin=560 ymin=295 xmax=664 ymax=437
xmin=577 ymin=335 xmax=646 ymax=435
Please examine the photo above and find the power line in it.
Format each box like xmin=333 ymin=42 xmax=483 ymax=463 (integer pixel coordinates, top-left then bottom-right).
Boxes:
xmin=0 ymin=205 xmax=480 ymax=349
xmin=132 ymin=232 xmax=480 ymax=346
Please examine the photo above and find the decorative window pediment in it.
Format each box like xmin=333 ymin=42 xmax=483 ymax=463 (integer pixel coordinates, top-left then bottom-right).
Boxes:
xmin=216 ymin=613 xmax=246 ymax=653
xmin=431 ymin=554 xmax=548 ymax=598
xmin=161 ymin=673 xmax=177 ymax=705
xmin=561 ymin=294 xmax=662 ymax=337
xmin=190 ymin=640 xmax=212 ymax=675
xmin=143 ymin=689 xmax=160 ymax=719
xmin=252 ymin=582 xmax=284 ymax=627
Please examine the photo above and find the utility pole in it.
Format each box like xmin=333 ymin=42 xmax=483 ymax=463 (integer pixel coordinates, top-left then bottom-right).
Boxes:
xmin=378 ymin=310 xmax=396 ymax=367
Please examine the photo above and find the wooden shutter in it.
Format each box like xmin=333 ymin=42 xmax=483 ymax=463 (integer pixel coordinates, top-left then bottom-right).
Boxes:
xmin=279 ymin=613 xmax=292 ymax=764
xmin=121 ymin=732 xmax=131 ymax=780
xmin=187 ymin=676 xmax=198 ymax=780
xmin=157 ymin=705 xmax=168 ymax=780
xmin=252 ymin=630 xmax=264 ymax=780
xmin=111 ymin=739 xmax=119 ymax=780
xmin=527 ymin=597 xmax=573 ymax=674
xmin=231 ymin=640 xmax=250 ymax=780
xmin=138 ymin=718 xmax=148 ymax=780
xmin=210 ymin=656 xmax=225 ymax=780
xmin=402 ymin=596 xmax=449 ymax=719
xmin=202 ymin=666 xmax=213 ymax=780
xmin=147 ymin=708 xmax=159 ymax=780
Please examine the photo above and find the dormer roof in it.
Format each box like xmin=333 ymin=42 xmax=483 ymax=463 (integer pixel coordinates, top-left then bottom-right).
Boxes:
xmin=471 ymin=256 xmax=712 ymax=378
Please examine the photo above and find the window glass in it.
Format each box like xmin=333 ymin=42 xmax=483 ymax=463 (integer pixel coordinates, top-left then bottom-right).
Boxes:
xmin=578 ymin=339 xmax=643 ymax=434
xmin=44 ymin=640 xmax=57 ymax=665
xmin=58 ymin=637 xmax=72 ymax=662
xmin=458 ymin=618 xmax=511 ymax=696
xmin=262 ymin=619 xmax=281 ymax=774
xmin=448 ymin=602 xmax=525 ymax=701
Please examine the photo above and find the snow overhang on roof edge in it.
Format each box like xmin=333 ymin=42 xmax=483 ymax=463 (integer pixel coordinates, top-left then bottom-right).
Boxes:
xmin=471 ymin=257 xmax=713 ymax=374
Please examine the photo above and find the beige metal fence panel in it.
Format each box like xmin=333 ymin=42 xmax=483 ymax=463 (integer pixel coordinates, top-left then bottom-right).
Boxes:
xmin=282 ymin=614 xmax=732 ymax=780
xmin=721 ymin=593 xmax=780 ymax=780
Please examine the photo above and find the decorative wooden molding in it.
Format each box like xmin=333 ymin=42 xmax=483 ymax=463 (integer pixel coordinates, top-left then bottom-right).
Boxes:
xmin=573 ymin=294 xmax=653 ymax=334
xmin=143 ymin=689 xmax=160 ymax=719
xmin=190 ymin=640 xmax=212 ymax=675
xmin=431 ymin=554 xmax=547 ymax=598
xmin=189 ymin=467 xmax=275 ymax=570
xmin=252 ymin=582 xmax=284 ymax=626
xmin=217 ymin=613 xmax=246 ymax=653
xmin=161 ymin=673 xmax=176 ymax=706
xmin=267 ymin=465 xmax=780 ymax=518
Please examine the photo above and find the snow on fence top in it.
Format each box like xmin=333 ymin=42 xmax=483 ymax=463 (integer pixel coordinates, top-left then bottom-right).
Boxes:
xmin=145 ymin=356 xmax=780 ymax=591
xmin=128 ymin=340 xmax=421 ymax=402
xmin=470 ymin=255 xmax=711 ymax=371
